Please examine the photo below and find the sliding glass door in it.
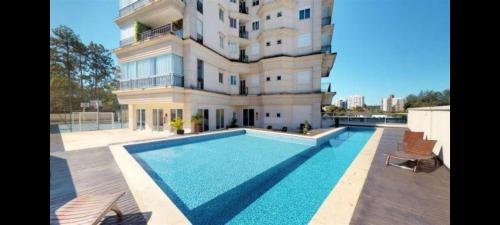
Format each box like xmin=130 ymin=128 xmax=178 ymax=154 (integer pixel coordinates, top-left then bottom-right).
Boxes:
xmin=216 ymin=109 xmax=224 ymax=129
xmin=135 ymin=109 xmax=145 ymax=130
xmin=152 ymin=109 xmax=163 ymax=131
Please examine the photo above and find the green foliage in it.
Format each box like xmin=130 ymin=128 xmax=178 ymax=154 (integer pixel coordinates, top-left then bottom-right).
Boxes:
xmin=50 ymin=25 xmax=119 ymax=113
xmin=134 ymin=21 xmax=151 ymax=41
xmin=303 ymin=120 xmax=310 ymax=134
xmin=404 ymin=89 xmax=450 ymax=109
xmin=171 ymin=117 xmax=184 ymax=130
xmin=191 ymin=112 xmax=203 ymax=125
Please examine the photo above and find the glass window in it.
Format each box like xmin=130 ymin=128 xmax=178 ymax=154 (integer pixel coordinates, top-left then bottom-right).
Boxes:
xmin=216 ymin=109 xmax=224 ymax=129
xmin=266 ymin=77 xmax=270 ymax=81
xmin=277 ymin=113 xmax=281 ymax=118
xmin=266 ymin=42 xmax=270 ymax=46
xmin=229 ymin=17 xmax=237 ymax=28
xmin=266 ymin=15 xmax=270 ymax=20
xmin=196 ymin=19 xmax=203 ymax=36
xmin=219 ymin=72 xmax=223 ymax=83
xmin=170 ymin=109 xmax=183 ymax=121
xmin=230 ymin=75 xmax=237 ymax=85
xmin=219 ymin=8 xmax=224 ymax=21
xmin=219 ymin=36 xmax=224 ymax=49
xmin=299 ymin=8 xmax=311 ymax=20
xmin=230 ymin=0 xmax=236 ymax=3
xmin=252 ymin=0 xmax=259 ymax=6
xmin=277 ymin=39 xmax=282 ymax=45
xmin=277 ymin=12 xmax=282 ymax=17
xmin=252 ymin=21 xmax=259 ymax=30
xmin=120 ymin=64 xmax=128 ymax=80
xmin=228 ymin=42 xmax=238 ymax=54
xmin=277 ymin=75 xmax=281 ymax=80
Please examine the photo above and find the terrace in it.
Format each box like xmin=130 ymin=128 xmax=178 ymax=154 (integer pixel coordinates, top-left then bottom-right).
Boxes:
xmin=50 ymin=107 xmax=450 ymax=225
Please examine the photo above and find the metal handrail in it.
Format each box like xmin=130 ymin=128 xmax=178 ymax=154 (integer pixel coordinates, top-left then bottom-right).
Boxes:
xmin=239 ymin=30 xmax=249 ymax=39
xmin=119 ymin=74 xmax=184 ymax=90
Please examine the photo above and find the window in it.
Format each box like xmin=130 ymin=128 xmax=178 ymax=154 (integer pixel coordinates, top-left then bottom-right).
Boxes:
xmin=216 ymin=109 xmax=225 ymax=129
xmin=277 ymin=75 xmax=281 ymax=80
xmin=170 ymin=109 xmax=183 ymax=121
xmin=266 ymin=15 xmax=271 ymax=20
xmin=266 ymin=113 xmax=269 ymax=117
xmin=219 ymin=36 xmax=224 ymax=49
xmin=252 ymin=21 xmax=259 ymax=30
xmin=228 ymin=42 xmax=238 ymax=54
xmin=277 ymin=11 xmax=282 ymax=17
xmin=229 ymin=17 xmax=237 ymax=28
xmin=277 ymin=39 xmax=282 ymax=45
xmin=219 ymin=8 xmax=224 ymax=21
xmin=277 ymin=113 xmax=281 ymax=118
xmin=252 ymin=0 xmax=259 ymax=6
xmin=266 ymin=77 xmax=270 ymax=81
xmin=299 ymin=8 xmax=311 ymax=20
xmin=196 ymin=19 xmax=203 ymax=40
xmin=297 ymin=33 xmax=311 ymax=47
xmin=197 ymin=0 xmax=203 ymax=14
xmin=219 ymin=72 xmax=223 ymax=83
xmin=266 ymin=42 xmax=270 ymax=46
xmin=230 ymin=0 xmax=236 ymax=3
xmin=230 ymin=75 xmax=237 ymax=85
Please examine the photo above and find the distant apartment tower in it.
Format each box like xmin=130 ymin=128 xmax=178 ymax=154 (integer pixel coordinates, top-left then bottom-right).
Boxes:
xmin=347 ymin=95 xmax=364 ymax=109
xmin=335 ymin=98 xmax=347 ymax=109
xmin=112 ymin=0 xmax=336 ymax=131
xmin=381 ymin=95 xmax=393 ymax=112
xmin=392 ymin=98 xmax=406 ymax=112
xmin=381 ymin=94 xmax=406 ymax=112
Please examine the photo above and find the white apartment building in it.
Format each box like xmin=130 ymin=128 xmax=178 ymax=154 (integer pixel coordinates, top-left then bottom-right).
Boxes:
xmin=113 ymin=0 xmax=336 ymax=132
xmin=334 ymin=98 xmax=346 ymax=109
xmin=392 ymin=97 xmax=406 ymax=112
xmin=381 ymin=95 xmax=405 ymax=112
xmin=381 ymin=96 xmax=392 ymax=112
xmin=347 ymin=95 xmax=364 ymax=109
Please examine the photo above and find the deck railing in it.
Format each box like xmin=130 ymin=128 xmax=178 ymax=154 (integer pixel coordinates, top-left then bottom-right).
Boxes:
xmin=140 ymin=23 xmax=183 ymax=40
xmin=239 ymin=6 xmax=248 ymax=14
xmin=119 ymin=74 xmax=184 ymax=90
xmin=321 ymin=113 xmax=408 ymax=128
xmin=239 ymin=54 xmax=249 ymax=63
xmin=239 ymin=30 xmax=249 ymax=39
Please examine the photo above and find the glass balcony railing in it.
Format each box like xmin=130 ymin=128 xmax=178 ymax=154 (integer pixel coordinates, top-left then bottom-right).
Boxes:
xmin=321 ymin=45 xmax=332 ymax=53
xmin=322 ymin=16 xmax=331 ymax=26
xmin=119 ymin=0 xmax=154 ymax=17
xmin=120 ymin=21 xmax=183 ymax=47
xmin=119 ymin=74 xmax=184 ymax=90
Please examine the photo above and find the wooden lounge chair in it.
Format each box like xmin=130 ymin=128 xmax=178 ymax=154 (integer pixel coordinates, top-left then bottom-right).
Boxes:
xmin=385 ymin=139 xmax=438 ymax=172
xmin=397 ymin=130 xmax=424 ymax=151
xmin=51 ymin=192 xmax=125 ymax=225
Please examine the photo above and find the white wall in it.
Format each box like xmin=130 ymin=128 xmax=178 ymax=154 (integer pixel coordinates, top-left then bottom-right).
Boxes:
xmin=407 ymin=106 xmax=450 ymax=169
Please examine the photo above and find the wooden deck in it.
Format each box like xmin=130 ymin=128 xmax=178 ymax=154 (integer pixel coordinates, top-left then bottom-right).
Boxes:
xmin=350 ymin=127 xmax=450 ymax=225
xmin=50 ymin=147 xmax=149 ymax=225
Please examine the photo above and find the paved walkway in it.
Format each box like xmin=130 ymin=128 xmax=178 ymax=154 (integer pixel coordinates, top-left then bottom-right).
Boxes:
xmin=350 ymin=128 xmax=450 ymax=225
xmin=50 ymin=147 xmax=149 ymax=224
xmin=50 ymin=128 xmax=175 ymax=152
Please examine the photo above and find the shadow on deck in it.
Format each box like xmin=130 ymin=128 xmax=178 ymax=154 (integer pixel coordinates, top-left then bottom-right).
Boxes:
xmin=350 ymin=127 xmax=450 ymax=225
xmin=50 ymin=147 xmax=150 ymax=225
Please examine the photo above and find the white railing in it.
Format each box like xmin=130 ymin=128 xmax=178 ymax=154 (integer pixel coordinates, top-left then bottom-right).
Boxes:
xmin=119 ymin=0 xmax=154 ymax=17
xmin=119 ymin=74 xmax=184 ymax=90
xmin=321 ymin=114 xmax=407 ymax=128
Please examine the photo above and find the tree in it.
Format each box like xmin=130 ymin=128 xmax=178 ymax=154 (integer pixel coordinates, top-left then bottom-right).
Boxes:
xmin=404 ymin=89 xmax=450 ymax=109
xmin=73 ymin=41 xmax=89 ymax=100
xmin=87 ymin=42 xmax=117 ymax=101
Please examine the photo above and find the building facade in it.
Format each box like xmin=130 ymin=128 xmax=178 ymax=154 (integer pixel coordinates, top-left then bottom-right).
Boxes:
xmin=113 ymin=0 xmax=336 ymax=132
xmin=347 ymin=95 xmax=364 ymax=109
xmin=335 ymin=98 xmax=346 ymax=109
xmin=381 ymin=94 xmax=405 ymax=112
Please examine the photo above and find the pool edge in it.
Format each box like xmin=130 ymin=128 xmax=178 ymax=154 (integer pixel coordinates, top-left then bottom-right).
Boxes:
xmin=308 ymin=127 xmax=384 ymax=225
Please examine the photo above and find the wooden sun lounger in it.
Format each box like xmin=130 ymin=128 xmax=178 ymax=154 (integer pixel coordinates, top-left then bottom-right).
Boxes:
xmin=396 ymin=130 xmax=424 ymax=151
xmin=50 ymin=192 xmax=125 ymax=225
xmin=385 ymin=139 xmax=437 ymax=172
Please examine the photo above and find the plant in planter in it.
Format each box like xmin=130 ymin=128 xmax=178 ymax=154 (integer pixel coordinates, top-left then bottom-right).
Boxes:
xmin=302 ymin=120 xmax=310 ymax=135
xmin=227 ymin=117 xmax=238 ymax=128
xmin=191 ymin=112 xmax=203 ymax=133
xmin=171 ymin=117 xmax=184 ymax=134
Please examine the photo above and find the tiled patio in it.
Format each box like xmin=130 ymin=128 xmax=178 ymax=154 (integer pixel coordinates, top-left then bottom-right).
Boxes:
xmin=349 ymin=127 xmax=450 ymax=225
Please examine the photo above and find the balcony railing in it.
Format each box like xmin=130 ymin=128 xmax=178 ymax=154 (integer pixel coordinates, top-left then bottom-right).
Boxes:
xmin=119 ymin=0 xmax=154 ymax=17
xmin=239 ymin=30 xmax=248 ymax=39
xmin=140 ymin=23 xmax=183 ymax=41
xmin=239 ymin=6 xmax=248 ymax=14
xmin=240 ymin=87 xmax=249 ymax=96
xmin=119 ymin=74 xmax=184 ymax=90
xmin=321 ymin=45 xmax=331 ymax=53
xmin=239 ymin=55 xmax=249 ymax=63
xmin=321 ymin=82 xmax=331 ymax=92
xmin=322 ymin=16 xmax=331 ymax=26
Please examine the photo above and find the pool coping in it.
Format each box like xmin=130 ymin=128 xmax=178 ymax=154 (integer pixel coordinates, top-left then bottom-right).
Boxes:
xmin=109 ymin=126 xmax=375 ymax=225
xmin=308 ymin=127 xmax=384 ymax=225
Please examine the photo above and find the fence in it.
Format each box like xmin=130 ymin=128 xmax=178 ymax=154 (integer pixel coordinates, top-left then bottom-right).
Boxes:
xmin=50 ymin=110 xmax=129 ymax=134
xmin=321 ymin=114 xmax=407 ymax=128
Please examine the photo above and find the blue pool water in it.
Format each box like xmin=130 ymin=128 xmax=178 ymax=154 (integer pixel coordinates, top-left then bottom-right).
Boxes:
xmin=126 ymin=127 xmax=375 ymax=225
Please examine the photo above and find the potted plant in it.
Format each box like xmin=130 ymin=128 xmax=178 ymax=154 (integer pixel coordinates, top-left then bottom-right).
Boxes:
xmin=228 ymin=117 xmax=238 ymax=128
xmin=191 ymin=112 xmax=203 ymax=133
xmin=171 ymin=117 xmax=184 ymax=134
xmin=302 ymin=120 xmax=310 ymax=135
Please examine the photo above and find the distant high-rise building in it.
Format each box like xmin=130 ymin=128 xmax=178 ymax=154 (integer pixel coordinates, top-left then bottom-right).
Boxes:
xmin=335 ymin=98 xmax=347 ymax=109
xmin=347 ymin=95 xmax=364 ymax=109
xmin=381 ymin=95 xmax=405 ymax=112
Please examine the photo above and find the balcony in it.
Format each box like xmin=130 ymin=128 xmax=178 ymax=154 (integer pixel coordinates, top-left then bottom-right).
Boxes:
xmin=118 ymin=74 xmax=184 ymax=90
xmin=119 ymin=21 xmax=183 ymax=47
xmin=322 ymin=16 xmax=331 ymax=26
xmin=239 ymin=54 xmax=249 ymax=63
xmin=239 ymin=30 xmax=248 ymax=39
xmin=140 ymin=23 xmax=183 ymax=41
xmin=321 ymin=45 xmax=331 ymax=53
xmin=240 ymin=87 xmax=249 ymax=96
xmin=119 ymin=0 xmax=154 ymax=17
xmin=239 ymin=6 xmax=248 ymax=14
xmin=197 ymin=0 xmax=203 ymax=14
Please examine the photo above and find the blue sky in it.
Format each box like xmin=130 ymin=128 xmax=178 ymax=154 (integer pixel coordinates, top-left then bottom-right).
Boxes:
xmin=50 ymin=0 xmax=450 ymax=105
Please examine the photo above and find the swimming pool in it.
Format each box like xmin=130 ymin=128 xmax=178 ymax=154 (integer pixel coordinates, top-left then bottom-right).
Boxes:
xmin=125 ymin=127 xmax=375 ymax=225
